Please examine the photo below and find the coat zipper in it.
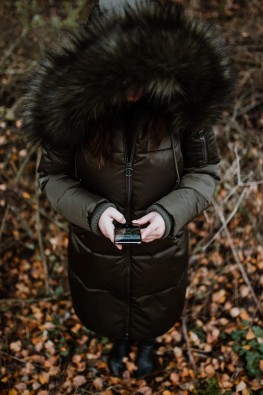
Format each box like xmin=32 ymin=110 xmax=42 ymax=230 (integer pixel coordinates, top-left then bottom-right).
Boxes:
xmin=199 ymin=129 xmax=208 ymax=163
xmin=122 ymin=127 xmax=139 ymax=340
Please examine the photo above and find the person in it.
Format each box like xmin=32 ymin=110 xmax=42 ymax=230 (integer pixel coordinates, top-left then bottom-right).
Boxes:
xmin=22 ymin=0 xmax=235 ymax=378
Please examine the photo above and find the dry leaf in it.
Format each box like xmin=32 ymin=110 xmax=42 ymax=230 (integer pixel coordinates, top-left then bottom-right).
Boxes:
xmin=93 ymin=377 xmax=103 ymax=390
xmin=32 ymin=382 xmax=41 ymax=390
xmin=246 ymin=328 xmax=255 ymax=340
xmin=72 ymin=354 xmax=82 ymax=363
xmin=240 ymin=285 xmax=250 ymax=298
xmin=173 ymin=347 xmax=183 ymax=358
xmin=44 ymin=340 xmax=55 ymax=355
xmin=212 ymin=289 xmax=226 ymax=303
xmin=73 ymin=375 xmax=87 ymax=387
xmin=38 ymin=372 xmax=49 ymax=385
xmin=236 ymin=381 xmax=246 ymax=392
xmin=190 ymin=331 xmax=200 ymax=345
xmin=71 ymin=323 xmax=82 ymax=333
xmin=139 ymin=386 xmax=152 ymax=395
xmin=205 ymin=364 xmax=215 ymax=376
xmin=10 ymin=340 xmax=22 ymax=352
xmin=207 ymin=327 xmax=220 ymax=343
xmin=169 ymin=372 xmax=180 ymax=385
xmin=230 ymin=307 xmax=240 ymax=317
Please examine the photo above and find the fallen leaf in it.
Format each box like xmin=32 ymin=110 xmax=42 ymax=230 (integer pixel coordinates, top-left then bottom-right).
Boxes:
xmin=10 ymin=340 xmax=22 ymax=352
xmin=212 ymin=289 xmax=226 ymax=303
xmin=236 ymin=381 xmax=246 ymax=392
xmin=38 ymin=372 xmax=49 ymax=385
xmin=139 ymin=386 xmax=152 ymax=395
xmin=205 ymin=364 xmax=215 ymax=376
xmin=73 ymin=375 xmax=87 ymax=387
xmin=173 ymin=347 xmax=183 ymax=358
xmin=230 ymin=307 xmax=240 ymax=317
xmin=93 ymin=377 xmax=103 ymax=390
xmin=169 ymin=372 xmax=180 ymax=385
xmin=246 ymin=328 xmax=255 ymax=340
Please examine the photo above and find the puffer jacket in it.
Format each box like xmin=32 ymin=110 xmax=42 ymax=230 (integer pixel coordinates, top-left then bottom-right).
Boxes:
xmin=21 ymin=0 xmax=235 ymax=340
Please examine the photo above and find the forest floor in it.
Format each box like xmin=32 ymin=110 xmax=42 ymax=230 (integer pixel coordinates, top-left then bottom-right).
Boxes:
xmin=0 ymin=1 xmax=262 ymax=394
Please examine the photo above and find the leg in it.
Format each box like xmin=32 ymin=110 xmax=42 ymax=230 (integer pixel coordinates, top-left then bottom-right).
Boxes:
xmin=135 ymin=338 xmax=156 ymax=378
xmin=108 ymin=339 xmax=130 ymax=376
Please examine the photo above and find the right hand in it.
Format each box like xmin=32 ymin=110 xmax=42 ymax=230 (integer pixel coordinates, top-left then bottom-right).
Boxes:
xmin=98 ymin=207 xmax=126 ymax=250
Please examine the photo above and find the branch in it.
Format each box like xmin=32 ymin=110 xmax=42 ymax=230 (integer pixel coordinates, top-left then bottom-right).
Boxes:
xmin=212 ymin=199 xmax=263 ymax=317
xmin=202 ymin=186 xmax=248 ymax=250
xmin=182 ymin=316 xmax=198 ymax=373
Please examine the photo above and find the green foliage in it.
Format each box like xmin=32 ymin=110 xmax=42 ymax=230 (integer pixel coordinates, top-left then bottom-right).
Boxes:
xmin=15 ymin=0 xmax=39 ymax=32
xmin=193 ymin=378 xmax=222 ymax=395
xmin=191 ymin=325 xmax=206 ymax=342
xmin=15 ymin=0 xmax=90 ymax=33
xmin=231 ymin=325 xmax=263 ymax=378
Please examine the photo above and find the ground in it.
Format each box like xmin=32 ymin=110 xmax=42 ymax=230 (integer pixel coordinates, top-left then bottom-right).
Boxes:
xmin=0 ymin=1 xmax=262 ymax=394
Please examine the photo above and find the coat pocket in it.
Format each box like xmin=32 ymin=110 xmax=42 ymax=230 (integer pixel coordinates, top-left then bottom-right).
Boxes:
xmin=182 ymin=128 xmax=220 ymax=168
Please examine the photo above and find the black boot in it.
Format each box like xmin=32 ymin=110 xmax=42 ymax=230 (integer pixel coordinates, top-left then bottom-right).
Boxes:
xmin=135 ymin=339 xmax=156 ymax=379
xmin=108 ymin=339 xmax=130 ymax=377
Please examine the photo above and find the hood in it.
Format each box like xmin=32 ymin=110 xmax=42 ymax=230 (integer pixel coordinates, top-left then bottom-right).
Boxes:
xmin=99 ymin=0 xmax=138 ymax=13
xmin=21 ymin=0 xmax=235 ymax=150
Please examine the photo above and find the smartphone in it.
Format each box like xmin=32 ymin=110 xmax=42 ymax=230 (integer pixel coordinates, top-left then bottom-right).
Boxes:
xmin=114 ymin=223 xmax=142 ymax=244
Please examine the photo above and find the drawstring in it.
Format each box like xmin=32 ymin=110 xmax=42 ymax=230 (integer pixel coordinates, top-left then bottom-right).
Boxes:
xmin=170 ymin=131 xmax=180 ymax=186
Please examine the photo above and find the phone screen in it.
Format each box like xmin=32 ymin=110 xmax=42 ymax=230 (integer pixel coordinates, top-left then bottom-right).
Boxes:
xmin=114 ymin=223 xmax=141 ymax=244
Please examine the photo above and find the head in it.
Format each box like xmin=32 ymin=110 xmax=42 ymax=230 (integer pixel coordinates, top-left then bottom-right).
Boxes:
xmin=126 ymin=88 xmax=144 ymax=102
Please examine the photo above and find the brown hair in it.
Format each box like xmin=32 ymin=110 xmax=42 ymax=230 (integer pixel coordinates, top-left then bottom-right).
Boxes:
xmin=87 ymin=110 xmax=167 ymax=170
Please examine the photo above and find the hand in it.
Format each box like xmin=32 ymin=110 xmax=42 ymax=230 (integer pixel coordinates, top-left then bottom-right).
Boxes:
xmin=132 ymin=212 xmax=165 ymax=243
xmin=98 ymin=207 xmax=126 ymax=250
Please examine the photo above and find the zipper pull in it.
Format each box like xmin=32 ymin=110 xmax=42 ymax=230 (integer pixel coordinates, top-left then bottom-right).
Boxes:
xmin=125 ymin=162 xmax=133 ymax=177
xmin=199 ymin=129 xmax=208 ymax=163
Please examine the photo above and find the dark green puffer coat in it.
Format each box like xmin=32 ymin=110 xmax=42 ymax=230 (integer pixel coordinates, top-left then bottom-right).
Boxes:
xmin=22 ymin=1 xmax=235 ymax=340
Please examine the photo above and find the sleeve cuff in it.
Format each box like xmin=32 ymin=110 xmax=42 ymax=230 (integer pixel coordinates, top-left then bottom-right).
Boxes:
xmin=146 ymin=204 xmax=173 ymax=239
xmin=90 ymin=202 xmax=116 ymax=236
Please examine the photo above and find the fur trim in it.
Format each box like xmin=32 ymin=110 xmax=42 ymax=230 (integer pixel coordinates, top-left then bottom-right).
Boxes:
xmin=21 ymin=0 xmax=235 ymax=149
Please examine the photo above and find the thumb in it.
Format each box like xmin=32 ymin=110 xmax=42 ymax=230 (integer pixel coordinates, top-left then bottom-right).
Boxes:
xmin=109 ymin=208 xmax=126 ymax=224
xmin=132 ymin=212 xmax=154 ymax=225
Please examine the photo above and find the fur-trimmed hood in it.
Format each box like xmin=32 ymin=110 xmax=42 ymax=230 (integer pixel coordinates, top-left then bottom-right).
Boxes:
xmin=21 ymin=0 xmax=235 ymax=150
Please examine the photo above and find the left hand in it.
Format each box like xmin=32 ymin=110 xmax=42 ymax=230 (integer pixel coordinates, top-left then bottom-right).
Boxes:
xmin=132 ymin=212 xmax=165 ymax=243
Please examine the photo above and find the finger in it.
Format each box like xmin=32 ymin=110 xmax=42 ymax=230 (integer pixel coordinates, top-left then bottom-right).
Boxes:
xmin=132 ymin=212 xmax=155 ymax=225
xmin=143 ymin=234 xmax=160 ymax=242
xmin=115 ymin=243 xmax=122 ymax=250
xmin=106 ymin=223 xmax=122 ymax=250
xmin=103 ymin=220 xmax=115 ymax=242
xmin=109 ymin=209 xmax=126 ymax=224
xmin=141 ymin=224 xmax=156 ymax=239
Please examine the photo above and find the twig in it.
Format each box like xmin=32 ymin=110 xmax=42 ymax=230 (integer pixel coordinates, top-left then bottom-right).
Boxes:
xmin=238 ymin=180 xmax=263 ymax=187
xmin=235 ymin=144 xmax=242 ymax=185
xmin=212 ymin=199 xmax=263 ymax=317
xmin=181 ymin=316 xmax=198 ymax=373
xmin=15 ymin=144 xmax=37 ymax=183
xmin=202 ymin=186 xmax=248 ymax=250
xmin=0 ymin=204 xmax=10 ymax=246
xmin=0 ymin=350 xmax=30 ymax=365
xmin=0 ymin=293 xmax=70 ymax=306
xmin=39 ymin=208 xmax=68 ymax=231
xmin=0 ymin=29 xmax=27 ymax=72
xmin=0 ymin=350 xmax=45 ymax=369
